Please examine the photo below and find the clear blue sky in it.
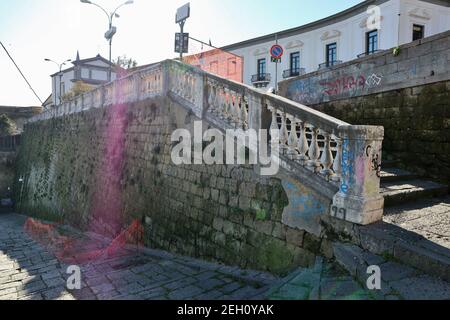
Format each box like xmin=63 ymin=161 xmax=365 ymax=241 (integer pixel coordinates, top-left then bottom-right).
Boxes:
xmin=0 ymin=0 xmax=363 ymax=105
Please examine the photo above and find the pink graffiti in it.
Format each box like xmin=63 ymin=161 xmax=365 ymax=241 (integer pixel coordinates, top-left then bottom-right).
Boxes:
xmin=320 ymin=75 xmax=366 ymax=96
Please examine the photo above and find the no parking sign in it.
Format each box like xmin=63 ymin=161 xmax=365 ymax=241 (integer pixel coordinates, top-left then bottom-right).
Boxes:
xmin=270 ymin=44 xmax=284 ymax=62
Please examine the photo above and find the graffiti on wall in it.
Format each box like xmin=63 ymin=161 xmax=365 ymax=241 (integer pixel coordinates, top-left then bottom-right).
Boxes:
xmin=319 ymin=75 xmax=366 ymax=96
xmin=366 ymin=145 xmax=382 ymax=178
xmin=286 ymin=72 xmax=383 ymax=104
xmin=320 ymin=73 xmax=383 ymax=97
xmin=285 ymin=77 xmax=319 ymax=104
xmin=340 ymin=138 xmax=354 ymax=195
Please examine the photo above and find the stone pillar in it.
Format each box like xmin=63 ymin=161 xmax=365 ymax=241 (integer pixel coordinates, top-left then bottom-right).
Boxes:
xmin=331 ymin=125 xmax=384 ymax=225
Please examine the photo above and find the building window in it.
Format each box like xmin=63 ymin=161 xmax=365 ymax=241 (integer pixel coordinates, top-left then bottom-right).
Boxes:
xmin=89 ymin=69 xmax=93 ymax=79
xmin=326 ymin=43 xmax=337 ymax=67
xmin=366 ymin=30 xmax=378 ymax=54
xmin=290 ymin=52 xmax=300 ymax=75
xmin=257 ymin=58 xmax=266 ymax=81
xmin=227 ymin=58 xmax=237 ymax=75
xmin=61 ymin=82 xmax=65 ymax=95
xmin=413 ymin=24 xmax=425 ymax=41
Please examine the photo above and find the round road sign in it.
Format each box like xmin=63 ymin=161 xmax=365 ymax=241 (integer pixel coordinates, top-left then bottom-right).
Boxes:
xmin=270 ymin=45 xmax=284 ymax=59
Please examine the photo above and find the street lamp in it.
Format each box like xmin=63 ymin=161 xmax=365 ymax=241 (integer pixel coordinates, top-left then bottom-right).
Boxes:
xmin=45 ymin=58 xmax=71 ymax=105
xmin=80 ymin=0 xmax=134 ymax=82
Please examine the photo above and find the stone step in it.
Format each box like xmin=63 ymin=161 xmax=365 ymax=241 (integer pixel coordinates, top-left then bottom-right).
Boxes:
xmin=333 ymin=241 xmax=450 ymax=297
xmin=381 ymin=179 xmax=448 ymax=207
xmin=381 ymin=159 xmax=401 ymax=168
xmin=380 ymin=168 xmax=419 ymax=183
xmin=357 ymin=222 xmax=450 ymax=282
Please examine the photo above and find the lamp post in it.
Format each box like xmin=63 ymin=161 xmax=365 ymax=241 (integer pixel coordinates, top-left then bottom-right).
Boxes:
xmin=80 ymin=0 xmax=134 ymax=82
xmin=45 ymin=58 xmax=71 ymax=105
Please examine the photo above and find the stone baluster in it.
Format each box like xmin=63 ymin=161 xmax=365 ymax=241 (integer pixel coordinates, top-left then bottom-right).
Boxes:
xmin=207 ymin=83 xmax=215 ymax=113
xmin=269 ymin=105 xmax=279 ymax=131
xmin=268 ymin=104 xmax=280 ymax=150
xmin=213 ymin=86 xmax=220 ymax=117
xmin=307 ymin=126 xmax=320 ymax=172
xmin=185 ymin=73 xmax=191 ymax=101
xmin=296 ymin=119 xmax=309 ymax=164
xmin=241 ymin=96 xmax=248 ymax=130
xmin=214 ymin=86 xmax=221 ymax=115
xmin=319 ymin=131 xmax=334 ymax=178
xmin=279 ymin=111 xmax=288 ymax=153
xmin=287 ymin=115 xmax=299 ymax=160
xmin=190 ymin=74 xmax=196 ymax=103
xmin=222 ymin=88 xmax=230 ymax=120
xmin=232 ymin=93 xmax=241 ymax=126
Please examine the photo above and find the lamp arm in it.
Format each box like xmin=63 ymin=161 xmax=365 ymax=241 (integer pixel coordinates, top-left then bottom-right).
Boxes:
xmin=90 ymin=2 xmax=111 ymax=23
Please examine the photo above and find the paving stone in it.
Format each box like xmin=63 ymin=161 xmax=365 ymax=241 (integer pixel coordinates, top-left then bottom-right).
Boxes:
xmin=167 ymin=285 xmax=203 ymax=300
xmin=389 ymin=275 xmax=450 ymax=300
xmin=379 ymin=261 xmax=419 ymax=282
xmin=320 ymin=279 xmax=367 ymax=300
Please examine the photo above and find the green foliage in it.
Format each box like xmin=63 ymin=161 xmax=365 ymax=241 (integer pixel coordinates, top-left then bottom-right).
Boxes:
xmin=0 ymin=114 xmax=17 ymax=136
xmin=114 ymin=55 xmax=138 ymax=70
xmin=61 ymin=81 xmax=93 ymax=102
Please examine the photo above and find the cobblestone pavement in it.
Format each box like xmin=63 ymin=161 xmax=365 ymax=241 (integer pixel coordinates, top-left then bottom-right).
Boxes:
xmin=384 ymin=196 xmax=450 ymax=249
xmin=1 ymin=213 xmax=449 ymax=300
xmin=0 ymin=213 xmax=275 ymax=300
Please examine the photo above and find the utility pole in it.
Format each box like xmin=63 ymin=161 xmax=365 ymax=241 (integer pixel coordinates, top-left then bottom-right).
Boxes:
xmin=275 ymin=34 xmax=279 ymax=94
xmin=179 ymin=20 xmax=185 ymax=60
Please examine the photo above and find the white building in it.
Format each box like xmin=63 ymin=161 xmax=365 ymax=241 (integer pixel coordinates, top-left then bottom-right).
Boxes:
xmin=50 ymin=52 xmax=117 ymax=106
xmin=222 ymin=0 xmax=450 ymax=89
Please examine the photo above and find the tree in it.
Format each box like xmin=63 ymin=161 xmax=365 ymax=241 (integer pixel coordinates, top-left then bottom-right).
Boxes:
xmin=114 ymin=55 xmax=138 ymax=70
xmin=0 ymin=114 xmax=16 ymax=137
xmin=61 ymin=81 xmax=93 ymax=102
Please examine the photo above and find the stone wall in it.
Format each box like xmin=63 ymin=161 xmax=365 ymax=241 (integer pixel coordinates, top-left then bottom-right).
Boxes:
xmin=279 ymin=31 xmax=450 ymax=106
xmin=280 ymin=31 xmax=450 ymax=184
xmin=305 ymin=81 xmax=450 ymax=183
xmin=0 ymin=151 xmax=15 ymax=198
xmin=15 ymin=96 xmax=333 ymax=275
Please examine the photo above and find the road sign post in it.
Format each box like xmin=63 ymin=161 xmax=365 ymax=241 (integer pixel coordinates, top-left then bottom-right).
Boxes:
xmin=176 ymin=3 xmax=191 ymax=60
xmin=270 ymin=38 xmax=283 ymax=94
xmin=175 ymin=33 xmax=189 ymax=54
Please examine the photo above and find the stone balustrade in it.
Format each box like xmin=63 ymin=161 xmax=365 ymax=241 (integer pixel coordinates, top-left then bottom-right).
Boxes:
xmin=28 ymin=59 xmax=385 ymax=225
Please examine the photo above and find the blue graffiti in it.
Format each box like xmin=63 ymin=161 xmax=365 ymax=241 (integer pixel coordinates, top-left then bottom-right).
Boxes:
xmin=340 ymin=138 xmax=354 ymax=194
xmin=283 ymin=180 xmax=327 ymax=221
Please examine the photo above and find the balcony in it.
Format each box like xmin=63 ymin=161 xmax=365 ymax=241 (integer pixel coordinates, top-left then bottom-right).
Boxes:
xmin=318 ymin=60 xmax=343 ymax=70
xmin=251 ymin=73 xmax=271 ymax=87
xmin=282 ymin=68 xmax=306 ymax=79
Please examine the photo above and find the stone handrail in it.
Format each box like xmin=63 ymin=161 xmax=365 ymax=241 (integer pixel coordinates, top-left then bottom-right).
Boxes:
xmin=166 ymin=60 xmax=385 ymax=225
xmin=28 ymin=59 xmax=384 ymax=225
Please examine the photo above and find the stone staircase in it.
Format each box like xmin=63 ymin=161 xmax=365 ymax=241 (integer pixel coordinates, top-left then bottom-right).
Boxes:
xmin=380 ymin=160 xmax=448 ymax=207
xmin=350 ymin=159 xmax=450 ymax=283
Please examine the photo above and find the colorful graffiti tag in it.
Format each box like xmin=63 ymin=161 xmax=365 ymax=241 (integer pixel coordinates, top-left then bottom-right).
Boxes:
xmin=319 ymin=75 xmax=366 ymax=96
xmin=340 ymin=138 xmax=354 ymax=194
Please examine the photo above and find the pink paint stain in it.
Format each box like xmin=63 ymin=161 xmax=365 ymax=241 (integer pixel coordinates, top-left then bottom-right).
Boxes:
xmin=89 ymin=84 xmax=130 ymax=237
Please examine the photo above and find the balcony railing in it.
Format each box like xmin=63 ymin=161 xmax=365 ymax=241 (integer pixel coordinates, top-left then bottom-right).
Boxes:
xmin=318 ymin=60 xmax=343 ymax=70
xmin=251 ymin=73 xmax=271 ymax=84
xmin=282 ymin=68 xmax=306 ymax=79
